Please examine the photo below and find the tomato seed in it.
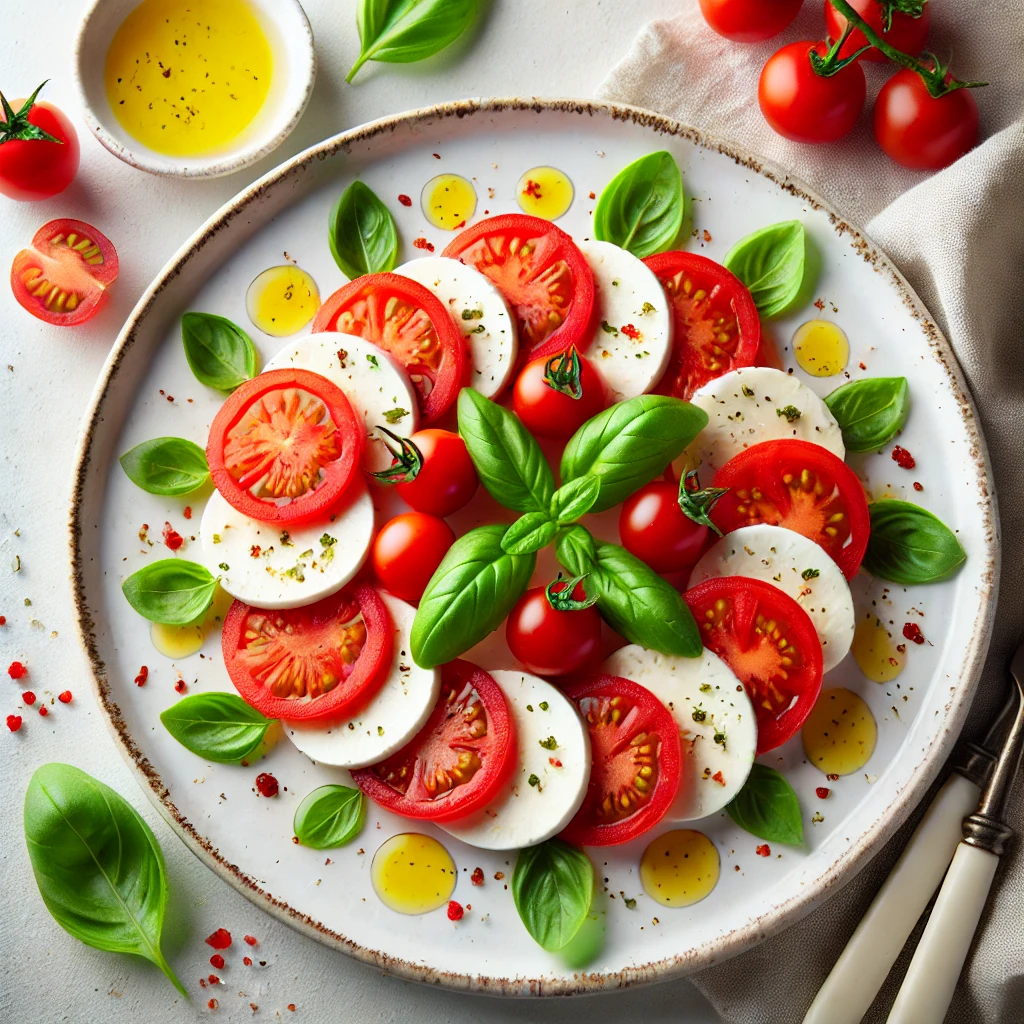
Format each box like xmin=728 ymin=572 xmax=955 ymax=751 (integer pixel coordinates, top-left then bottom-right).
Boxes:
xmin=6 ymin=714 xmax=22 ymax=731
xmin=8 ymin=661 xmax=27 ymax=680
xmin=816 ymin=787 xmax=830 ymax=799
xmin=58 ymin=690 xmax=72 ymax=704
xmin=209 ymin=954 xmax=225 ymax=969
xmin=255 ymin=773 xmax=279 ymax=797
xmin=205 ymin=928 xmax=232 ymax=949
xmin=447 ymin=900 xmax=464 ymax=921
xmin=903 ymin=622 xmax=926 ymax=645
xmin=23 ymin=691 xmax=35 ymax=705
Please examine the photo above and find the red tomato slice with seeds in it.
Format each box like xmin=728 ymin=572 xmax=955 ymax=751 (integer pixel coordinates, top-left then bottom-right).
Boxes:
xmin=351 ymin=659 xmax=517 ymax=822
xmin=684 ymin=576 xmax=822 ymax=753
xmin=222 ymin=585 xmax=392 ymax=723
xmin=311 ymin=272 xmax=466 ymax=424
xmin=442 ymin=214 xmax=596 ymax=361
xmin=207 ymin=368 xmax=364 ymax=525
xmin=560 ymin=674 xmax=682 ymax=847
xmin=643 ymin=251 xmax=760 ymax=398
xmin=711 ymin=439 xmax=870 ymax=579
xmin=10 ymin=218 xmax=118 ymax=326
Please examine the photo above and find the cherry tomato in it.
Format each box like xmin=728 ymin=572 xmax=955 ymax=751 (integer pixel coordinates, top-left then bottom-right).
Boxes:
xmin=0 ymin=83 xmax=80 ymax=201
xmin=372 ymin=512 xmax=455 ymax=604
xmin=512 ymin=349 xmax=606 ymax=440
xmin=874 ymin=68 xmax=979 ymax=170
xmin=351 ymin=659 xmax=517 ymax=822
xmin=619 ymin=481 xmax=708 ymax=574
xmin=759 ymin=41 xmax=866 ymax=143
xmin=207 ymin=368 xmax=364 ymax=525
xmin=560 ymin=674 xmax=683 ymax=847
xmin=699 ymin=0 xmax=803 ymax=43
xmin=222 ymin=585 xmax=393 ymax=723
xmin=392 ymin=429 xmax=478 ymax=517
xmin=505 ymin=581 xmax=602 ymax=677
xmin=825 ymin=0 xmax=930 ymax=63
xmin=683 ymin=576 xmax=823 ymax=752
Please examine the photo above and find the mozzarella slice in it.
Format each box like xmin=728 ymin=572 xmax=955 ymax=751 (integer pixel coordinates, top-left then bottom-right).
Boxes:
xmin=286 ymin=594 xmax=441 ymax=769
xmin=680 ymin=367 xmax=845 ymax=478
xmin=396 ymin=257 xmax=517 ymax=399
xmin=688 ymin=524 xmax=855 ymax=672
xmin=579 ymin=240 xmax=672 ymax=400
xmin=440 ymin=670 xmax=590 ymax=851
xmin=602 ymin=645 xmax=756 ymax=820
xmin=264 ymin=333 xmax=419 ymax=473
xmin=199 ymin=484 xmax=373 ymax=611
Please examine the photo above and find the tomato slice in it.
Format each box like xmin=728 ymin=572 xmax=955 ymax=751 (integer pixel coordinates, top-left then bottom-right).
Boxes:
xmin=10 ymin=218 xmax=118 ymax=326
xmin=350 ymin=659 xmax=517 ymax=822
xmin=207 ymin=368 xmax=364 ymax=525
xmin=560 ymin=674 xmax=682 ymax=847
xmin=711 ymin=439 xmax=870 ymax=579
xmin=442 ymin=214 xmax=596 ymax=361
xmin=683 ymin=576 xmax=822 ymax=753
xmin=643 ymin=251 xmax=760 ymax=398
xmin=311 ymin=272 xmax=466 ymax=424
xmin=222 ymin=584 xmax=392 ymax=723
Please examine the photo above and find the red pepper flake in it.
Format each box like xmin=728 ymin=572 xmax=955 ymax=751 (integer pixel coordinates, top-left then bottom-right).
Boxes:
xmin=163 ymin=522 xmax=184 ymax=551
xmin=243 ymin=934 xmax=258 ymax=946
xmin=470 ymin=866 xmax=484 ymax=886
xmin=397 ymin=193 xmax=412 ymax=206
xmin=826 ymin=773 xmax=839 ymax=782
xmin=134 ymin=665 xmax=149 ymax=687
xmin=183 ymin=506 xmax=193 ymax=520
xmin=913 ymin=481 xmax=923 ymax=491
xmin=548 ymin=757 xmax=562 ymax=768
xmin=412 ymin=237 xmax=435 ymax=252
xmin=588 ymin=191 xmax=596 ymax=200
xmin=166 ymin=394 xmax=174 ymax=402
xmin=209 ymin=974 xmax=220 ymax=984
xmin=447 ymin=900 xmax=464 ymax=921
xmin=432 ymin=152 xmax=441 ymax=159
xmin=8 ymin=661 xmax=27 ymax=680
xmin=859 ymin=361 xmax=867 ymax=370
xmin=243 ymin=956 xmax=253 ymax=966
xmin=39 ymin=705 xmax=49 ymax=717
xmin=816 ymin=787 xmax=830 ymax=799
xmin=58 ymin=690 xmax=72 ymax=704
xmin=702 ymin=229 xmax=712 ymax=242
xmin=288 ymin=1006 xmax=296 ymax=1013
xmin=891 ymin=445 xmax=915 ymax=470
xmin=6 ymin=714 xmax=22 ymax=732
xmin=712 ymin=770 xmax=726 ymax=785
xmin=755 ymin=844 xmax=770 ymax=857
xmin=0 ymin=616 xmax=7 ymax=626
xmin=209 ymin=953 xmax=225 ymax=969
xmin=255 ymin=772 xmax=279 ymax=797
xmin=620 ymin=323 xmax=641 ymax=340
xmin=23 ymin=691 xmax=35 ymax=705
xmin=903 ymin=622 xmax=926 ymax=645
xmin=199 ymin=978 xmax=207 ymax=988
xmin=205 ymin=928 xmax=232 ymax=949
xmin=813 ymin=298 xmax=825 ymax=311
xmin=207 ymin=998 xmax=218 ymax=1009
xmin=454 ymin=220 xmax=466 ymax=229
xmin=174 ymin=678 xmax=187 ymax=693
xmin=523 ymin=179 xmax=542 ymax=198
xmin=250 ymin=545 xmax=262 ymax=558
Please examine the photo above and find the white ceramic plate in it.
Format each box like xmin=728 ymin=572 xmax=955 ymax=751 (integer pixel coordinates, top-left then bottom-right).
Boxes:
xmin=70 ymin=99 xmax=998 ymax=995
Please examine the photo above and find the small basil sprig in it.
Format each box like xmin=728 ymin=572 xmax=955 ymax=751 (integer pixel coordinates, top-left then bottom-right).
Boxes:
xmin=726 ymin=763 xmax=803 ymax=846
xmin=328 ymin=181 xmax=399 ymax=280
xmin=549 ymin=476 xmax=601 ymax=525
xmin=293 ymin=786 xmax=365 ymax=849
xmin=501 ymin=512 xmax=558 ymax=556
xmin=824 ymin=377 xmax=909 ymax=452
xmin=512 ymin=838 xmax=595 ymax=951
xmin=160 ymin=693 xmax=274 ymax=763
xmin=679 ymin=469 xmax=728 ymax=536
xmin=556 ymin=525 xmax=598 ymax=577
xmin=723 ymin=221 xmax=818 ymax=320
xmin=347 ymin=0 xmax=481 ymax=83
xmin=122 ymin=559 xmax=218 ymax=625
xmin=24 ymin=764 xmax=186 ymax=995
xmin=593 ymin=151 xmax=684 ymax=258
xmin=181 ymin=312 xmax=258 ymax=392
xmin=119 ymin=437 xmax=210 ymax=496
xmin=863 ymin=500 xmax=966 ymax=584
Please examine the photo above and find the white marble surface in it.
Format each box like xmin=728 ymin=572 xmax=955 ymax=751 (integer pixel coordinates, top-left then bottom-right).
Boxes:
xmin=0 ymin=1 xmax=720 ymax=1021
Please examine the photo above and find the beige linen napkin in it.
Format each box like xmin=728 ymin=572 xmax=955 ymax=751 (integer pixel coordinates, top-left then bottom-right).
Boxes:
xmin=598 ymin=4 xmax=1024 ymax=1022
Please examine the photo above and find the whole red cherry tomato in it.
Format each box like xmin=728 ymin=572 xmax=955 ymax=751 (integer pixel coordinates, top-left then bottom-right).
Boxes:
xmin=619 ymin=481 xmax=708 ymax=574
xmin=513 ymin=348 xmax=606 ymax=440
xmin=372 ymin=512 xmax=455 ymax=604
xmin=505 ymin=580 xmax=602 ymax=677
xmin=389 ymin=429 xmax=478 ymax=518
xmin=699 ymin=0 xmax=803 ymax=43
xmin=824 ymin=0 xmax=930 ymax=63
xmin=0 ymin=82 xmax=80 ymax=201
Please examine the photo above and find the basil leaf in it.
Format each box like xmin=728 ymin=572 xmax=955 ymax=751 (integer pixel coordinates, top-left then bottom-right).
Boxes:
xmin=512 ymin=838 xmax=594 ymax=952
xmin=555 ymin=525 xmax=597 ymax=577
xmin=293 ymin=785 xmax=365 ymax=849
xmin=726 ymin=763 xmax=803 ymax=846
xmin=588 ymin=542 xmax=702 ymax=657
xmin=501 ymin=512 xmax=558 ymax=556
xmin=348 ymin=0 xmax=480 ymax=82
xmin=122 ymin=559 xmax=218 ymax=625
xmin=24 ymin=763 xmax=186 ymax=995
xmin=824 ymin=377 xmax=909 ymax=452
xmin=458 ymin=388 xmax=555 ymax=514
xmin=159 ymin=693 xmax=273 ymax=763
xmin=181 ymin=312 xmax=258 ymax=393
xmin=119 ymin=437 xmax=210 ymax=496
xmin=411 ymin=524 xmax=535 ymax=667
xmin=723 ymin=221 xmax=818 ymax=320
xmin=593 ymin=151 xmax=684 ymax=258
xmin=328 ymin=180 xmax=399 ymax=280
xmin=560 ymin=395 xmax=707 ymax=514
xmin=550 ymin=475 xmax=601 ymax=524
xmin=863 ymin=500 xmax=966 ymax=584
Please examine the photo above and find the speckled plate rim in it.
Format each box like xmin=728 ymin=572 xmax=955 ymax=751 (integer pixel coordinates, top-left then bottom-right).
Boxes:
xmin=68 ymin=97 xmax=999 ymax=997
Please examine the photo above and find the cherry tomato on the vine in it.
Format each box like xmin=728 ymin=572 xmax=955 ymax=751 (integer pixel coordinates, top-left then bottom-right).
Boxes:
xmin=824 ymin=0 xmax=930 ymax=63
xmin=619 ymin=482 xmax=708 ymax=574
xmin=505 ymin=581 xmax=602 ymax=677
xmin=390 ymin=429 xmax=478 ymax=518
xmin=372 ymin=512 xmax=455 ymax=604
xmin=699 ymin=0 xmax=803 ymax=43
xmin=0 ymin=82 xmax=80 ymax=201
xmin=513 ymin=349 xmax=606 ymax=440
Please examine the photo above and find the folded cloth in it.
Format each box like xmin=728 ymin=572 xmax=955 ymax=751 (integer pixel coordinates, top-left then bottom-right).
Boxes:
xmin=598 ymin=5 xmax=1024 ymax=1023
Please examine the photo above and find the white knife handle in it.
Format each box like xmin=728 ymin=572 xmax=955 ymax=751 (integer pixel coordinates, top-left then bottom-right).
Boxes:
xmin=886 ymin=841 xmax=999 ymax=1024
xmin=803 ymin=774 xmax=980 ymax=1024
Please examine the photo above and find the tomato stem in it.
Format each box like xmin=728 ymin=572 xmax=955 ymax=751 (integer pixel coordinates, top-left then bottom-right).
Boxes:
xmin=0 ymin=80 xmax=64 ymax=146
xmin=678 ymin=470 xmax=729 ymax=536
xmin=370 ymin=426 xmax=424 ymax=484
xmin=542 ymin=346 xmax=585 ymax=401
xmin=545 ymin=572 xmax=599 ymax=612
xmin=809 ymin=22 xmax=872 ymax=77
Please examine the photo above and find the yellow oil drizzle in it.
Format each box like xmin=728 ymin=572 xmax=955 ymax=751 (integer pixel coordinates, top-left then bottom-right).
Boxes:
xmin=802 ymin=687 xmax=877 ymax=776
xmin=792 ymin=320 xmax=850 ymax=377
xmin=640 ymin=829 xmax=720 ymax=908
xmin=151 ymin=585 xmax=233 ymax=659
xmin=516 ymin=166 xmax=574 ymax=220
xmin=371 ymin=833 xmax=456 ymax=915
xmin=246 ymin=265 xmax=320 ymax=337
xmin=852 ymin=613 xmax=906 ymax=683
xmin=421 ymin=174 xmax=477 ymax=231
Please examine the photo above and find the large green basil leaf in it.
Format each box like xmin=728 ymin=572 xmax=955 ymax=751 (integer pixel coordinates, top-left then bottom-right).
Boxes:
xmin=824 ymin=377 xmax=909 ymax=452
xmin=550 ymin=475 xmax=601 ymax=524
xmin=181 ymin=311 xmax=258 ymax=393
xmin=512 ymin=838 xmax=594 ymax=952
xmin=159 ymin=693 xmax=274 ymax=763
xmin=726 ymin=763 xmax=803 ymax=846
xmin=24 ymin=763 xmax=186 ymax=995
xmin=555 ymin=525 xmax=597 ymax=577
xmin=500 ymin=512 xmax=558 ymax=556
xmin=122 ymin=559 xmax=217 ymax=625
xmin=723 ymin=221 xmax=818 ymax=320
xmin=863 ymin=500 xmax=966 ymax=584
xmin=411 ymin=524 xmax=535 ymax=667
xmin=119 ymin=437 xmax=210 ymax=496
xmin=593 ymin=151 xmax=684 ymax=258
xmin=293 ymin=786 xmax=365 ymax=849
xmin=328 ymin=180 xmax=399 ymax=280
xmin=560 ymin=395 xmax=707 ymax=513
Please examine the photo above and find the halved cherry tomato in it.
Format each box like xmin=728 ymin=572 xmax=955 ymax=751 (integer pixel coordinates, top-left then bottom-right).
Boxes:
xmin=825 ymin=0 xmax=930 ymax=63
xmin=619 ymin=481 xmax=708 ymax=574
xmin=371 ymin=512 xmax=455 ymax=604
xmin=10 ymin=218 xmax=118 ymax=326
xmin=560 ymin=674 xmax=682 ymax=847
xmin=505 ymin=580 xmax=602 ymax=677
xmin=351 ymin=659 xmax=517 ymax=822
xmin=711 ymin=439 xmax=869 ymax=578
xmin=311 ymin=272 xmax=466 ymax=424
xmin=699 ymin=0 xmax=803 ymax=43
xmin=684 ymin=576 xmax=823 ymax=753
xmin=643 ymin=252 xmax=760 ymax=399
xmin=442 ymin=214 xmax=596 ymax=361
xmin=207 ymin=368 xmax=364 ymax=525
xmin=391 ymin=429 xmax=478 ymax=517
xmin=512 ymin=349 xmax=606 ymax=440
xmin=222 ymin=584 xmax=392 ymax=723
xmin=0 ymin=83 xmax=80 ymax=201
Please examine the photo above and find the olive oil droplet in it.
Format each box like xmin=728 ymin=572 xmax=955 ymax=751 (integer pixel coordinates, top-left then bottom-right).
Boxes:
xmin=640 ymin=829 xmax=720 ymax=908
xmin=246 ymin=266 xmax=320 ymax=337
xmin=421 ymin=174 xmax=477 ymax=231
xmin=852 ymin=613 xmax=906 ymax=683
xmin=516 ymin=166 xmax=574 ymax=220
xmin=802 ymin=687 xmax=877 ymax=776
xmin=371 ymin=833 xmax=456 ymax=915
xmin=792 ymin=319 xmax=850 ymax=377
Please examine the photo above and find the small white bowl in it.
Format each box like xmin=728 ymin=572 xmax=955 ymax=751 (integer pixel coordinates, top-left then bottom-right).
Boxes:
xmin=74 ymin=0 xmax=316 ymax=179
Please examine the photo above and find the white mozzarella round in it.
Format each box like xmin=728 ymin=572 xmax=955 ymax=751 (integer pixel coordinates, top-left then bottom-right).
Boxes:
xmin=602 ymin=644 xmax=756 ymax=821
xmin=579 ymin=240 xmax=672 ymax=400
xmin=285 ymin=594 xmax=441 ymax=769
xmin=264 ymin=333 xmax=419 ymax=473
xmin=688 ymin=524 xmax=855 ymax=672
xmin=396 ymin=257 xmax=518 ymax=399
xmin=199 ymin=484 xmax=373 ymax=611
xmin=440 ymin=670 xmax=590 ymax=851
